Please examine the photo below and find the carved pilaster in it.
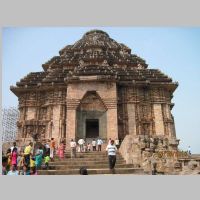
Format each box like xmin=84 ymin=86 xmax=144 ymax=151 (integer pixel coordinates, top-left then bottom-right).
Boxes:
xmin=153 ymin=104 xmax=165 ymax=136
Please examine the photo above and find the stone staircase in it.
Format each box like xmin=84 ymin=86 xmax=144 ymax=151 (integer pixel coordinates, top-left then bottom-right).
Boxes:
xmin=38 ymin=151 xmax=145 ymax=175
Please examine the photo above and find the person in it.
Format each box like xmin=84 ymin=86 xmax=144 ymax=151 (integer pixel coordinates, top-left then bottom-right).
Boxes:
xmin=24 ymin=142 xmax=33 ymax=166
xmin=2 ymin=156 xmax=8 ymax=175
xmin=83 ymin=143 xmax=88 ymax=152
xmin=115 ymin=138 xmax=120 ymax=149
xmin=92 ymin=139 xmax=97 ymax=151
xmin=19 ymin=164 xmax=30 ymax=175
xmin=79 ymin=167 xmax=88 ymax=175
xmin=70 ymin=139 xmax=77 ymax=158
xmin=35 ymin=146 xmax=43 ymax=170
xmin=188 ymin=146 xmax=191 ymax=155
xmin=44 ymin=155 xmax=50 ymax=169
xmin=78 ymin=138 xmax=85 ymax=152
xmin=58 ymin=141 xmax=65 ymax=160
xmin=50 ymin=138 xmax=56 ymax=161
xmin=30 ymin=155 xmax=35 ymax=168
xmin=77 ymin=145 xmax=80 ymax=152
xmin=106 ymin=140 xmax=117 ymax=173
xmin=87 ymin=143 xmax=91 ymax=151
xmin=97 ymin=138 xmax=103 ymax=151
xmin=17 ymin=151 xmax=25 ymax=170
xmin=10 ymin=142 xmax=18 ymax=153
xmin=11 ymin=147 xmax=18 ymax=167
xmin=44 ymin=142 xmax=50 ymax=156
xmin=7 ymin=164 xmax=19 ymax=176
xmin=6 ymin=148 xmax=12 ymax=171
xmin=30 ymin=166 xmax=37 ymax=175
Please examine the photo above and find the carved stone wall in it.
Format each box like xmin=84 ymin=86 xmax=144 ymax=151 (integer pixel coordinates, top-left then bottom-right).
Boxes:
xmin=16 ymin=89 xmax=67 ymax=143
xmin=117 ymin=85 xmax=176 ymax=140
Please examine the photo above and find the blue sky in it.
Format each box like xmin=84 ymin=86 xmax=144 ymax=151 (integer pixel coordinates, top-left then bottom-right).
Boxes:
xmin=2 ymin=27 xmax=200 ymax=153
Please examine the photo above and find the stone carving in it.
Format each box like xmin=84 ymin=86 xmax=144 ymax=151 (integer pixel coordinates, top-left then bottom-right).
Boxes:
xmin=38 ymin=126 xmax=46 ymax=140
xmin=25 ymin=125 xmax=34 ymax=138
xmin=39 ymin=108 xmax=47 ymax=120
xmin=78 ymin=92 xmax=106 ymax=112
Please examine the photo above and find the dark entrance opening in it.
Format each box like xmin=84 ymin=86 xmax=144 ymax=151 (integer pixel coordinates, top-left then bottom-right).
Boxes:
xmin=86 ymin=119 xmax=99 ymax=138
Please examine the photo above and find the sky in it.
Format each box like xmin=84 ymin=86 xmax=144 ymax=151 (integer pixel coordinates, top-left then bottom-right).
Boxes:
xmin=2 ymin=27 xmax=200 ymax=153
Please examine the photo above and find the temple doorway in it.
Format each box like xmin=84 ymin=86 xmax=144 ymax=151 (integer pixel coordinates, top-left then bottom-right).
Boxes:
xmin=86 ymin=119 xmax=99 ymax=138
xmin=76 ymin=91 xmax=107 ymax=140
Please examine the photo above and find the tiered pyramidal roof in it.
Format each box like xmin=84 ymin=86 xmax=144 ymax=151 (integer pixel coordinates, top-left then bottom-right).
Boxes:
xmin=11 ymin=29 xmax=178 ymax=95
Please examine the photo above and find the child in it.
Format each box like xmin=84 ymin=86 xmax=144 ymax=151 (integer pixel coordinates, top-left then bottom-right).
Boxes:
xmin=83 ymin=144 xmax=88 ymax=152
xmin=2 ymin=156 xmax=8 ymax=175
xmin=30 ymin=166 xmax=37 ymax=175
xmin=58 ymin=141 xmax=65 ymax=160
xmin=17 ymin=152 xmax=25 ymax=170
xmin=77 ymin=145 xmax=80 ymax=153
xmin=20 ymin=164 xmax=30 ymax=175
xmin=44 ymin=155 xmax=50 ymax=169
xmin=6 ymin=149 xmax=12 ymax=171
xmin=87 ymin=143 xmax=91 ymax=151
xmin=30 ymin=155 xmax=35 ymax=168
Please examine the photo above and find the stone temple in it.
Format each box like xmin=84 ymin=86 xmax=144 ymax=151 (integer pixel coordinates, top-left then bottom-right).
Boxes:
xmin=11 ymin=29 xmax=178 ymax=149
xmin=9 ymin=30 xmax=200 ymax=175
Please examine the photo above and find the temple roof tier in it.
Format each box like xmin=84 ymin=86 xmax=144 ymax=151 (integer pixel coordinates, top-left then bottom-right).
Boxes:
xmin=11 ymin=30 xmax=178 ymax=95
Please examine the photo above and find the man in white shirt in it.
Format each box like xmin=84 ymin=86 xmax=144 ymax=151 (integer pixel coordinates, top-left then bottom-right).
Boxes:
xmin=106 ymin=140 xmax=117 ymax=172
xmin=70 ymin=139 xmax=77 ymax=158
xmin=44 ymin=142 xmax=50 ymax=156
xmin=10 ymin=142 xmax=18 ymax=153
xmin=97 ymin=138 xmax=103 ymax=151
xmin=92 ymin=139 xmax=97 ymax=151
xmin=78 ymin=138 xmax=85 ymax=152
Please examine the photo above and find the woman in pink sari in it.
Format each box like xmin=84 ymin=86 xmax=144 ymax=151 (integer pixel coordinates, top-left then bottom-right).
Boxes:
xmin=11 ymin=147 xmax=18 ymax=167
xmin=58 ymin=142 xmax=65 ymax=160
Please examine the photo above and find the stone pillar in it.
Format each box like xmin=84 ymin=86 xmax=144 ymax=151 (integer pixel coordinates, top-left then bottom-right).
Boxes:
xmin=171 ymin=116 xmax=177 ymax=139
xmin=153 ymin=104 xmax=165 ymax=136
xmin=127 ymin=103 xmax=137 ymax=135
xmin=51 ymin=105 xmax=61 ymax=139
xmin=107 ymin=108 xmax=118 ymax=140
xmin=66 ymin=109 xmax=76 ymax=143
xmin=103 ymin=83 xmax=118 ymax=140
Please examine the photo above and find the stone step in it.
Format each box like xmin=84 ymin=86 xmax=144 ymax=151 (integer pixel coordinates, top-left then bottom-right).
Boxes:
xmin=55 ymin=152 xmax=121 ymax=156
xmin=36 ymin=150 xmax=146 ymax=175
xmin=38 ymin=168 xmax=144 ymax=175
xmin=52 ymin=157 xmax=124 ymax=162
xmin=54 ymin=154 xmax=123 ymax=159
xmin=47 ymin=163 xmax=134 ymax=170
xmin=49 ymin=160 xmax=126 ymax=165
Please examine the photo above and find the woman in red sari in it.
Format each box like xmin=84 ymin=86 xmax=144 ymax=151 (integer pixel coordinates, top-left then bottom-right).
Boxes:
xmin=11 ymin=147 xmax=18 ymax=167
xmin=58 ymin=141 xmax=65 ymax=160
